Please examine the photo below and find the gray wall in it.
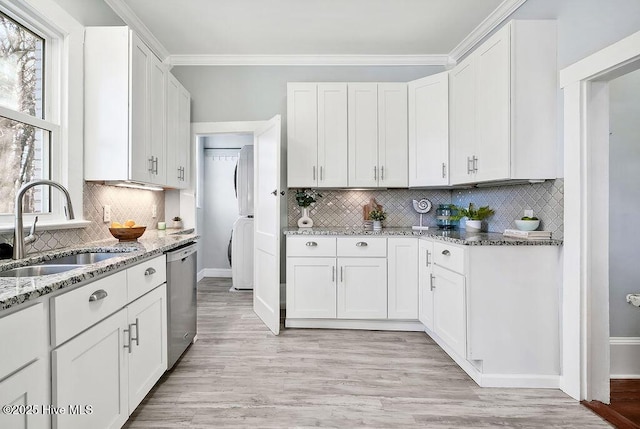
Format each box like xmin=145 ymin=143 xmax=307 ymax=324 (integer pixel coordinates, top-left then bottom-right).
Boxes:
xmin=609 ymin=69 xmax=640 ymax=338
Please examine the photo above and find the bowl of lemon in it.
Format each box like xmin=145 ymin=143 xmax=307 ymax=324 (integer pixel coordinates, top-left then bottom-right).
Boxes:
xmin=109 ymin=220 xmax=146 ymax=241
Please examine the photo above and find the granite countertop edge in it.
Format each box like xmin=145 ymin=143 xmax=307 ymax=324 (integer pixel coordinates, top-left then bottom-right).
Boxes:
xmin=0 ymin=229 xmax=199 ymax=312
xmin=283 ymin=227 xmax=563 ymax=246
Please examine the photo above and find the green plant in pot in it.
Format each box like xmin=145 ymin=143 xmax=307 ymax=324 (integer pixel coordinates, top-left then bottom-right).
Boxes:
xmin=457 ymin=203 xmax=494 ymax=232
xmin=295 ymin=189 xmax=322 ymax=228
xmin=369 ymin=209 xmax=387 ymax=231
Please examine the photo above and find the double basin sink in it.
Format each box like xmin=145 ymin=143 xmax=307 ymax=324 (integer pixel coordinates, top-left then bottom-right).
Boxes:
xmin=0 ymin=252 xmax=125 ymax=277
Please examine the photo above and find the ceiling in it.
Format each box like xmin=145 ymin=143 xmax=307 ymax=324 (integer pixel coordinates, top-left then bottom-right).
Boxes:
xmin=53 ymin=0 xmax=522 ymax=64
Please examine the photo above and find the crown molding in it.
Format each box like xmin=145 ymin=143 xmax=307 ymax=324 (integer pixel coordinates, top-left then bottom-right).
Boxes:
xmin=449 ymin=0 xmax=527 ymax=62
xmin=168 ymin=54 xmax=451 ymax=67
xmin=103 ymin=0 xmax=170 ymax=61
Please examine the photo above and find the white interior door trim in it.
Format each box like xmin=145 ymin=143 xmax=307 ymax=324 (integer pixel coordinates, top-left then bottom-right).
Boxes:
xmin=560 ymin=29 xmax=640 ymax=402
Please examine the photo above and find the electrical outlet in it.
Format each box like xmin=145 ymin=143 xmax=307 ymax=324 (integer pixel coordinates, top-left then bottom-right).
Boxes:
xmin=103 ymin=205 xmax=111 ymax=223
xmin=524 ymin=209 xmax=534 ymax=218
xmin=152 ymin=204 xmax=157 ymax=218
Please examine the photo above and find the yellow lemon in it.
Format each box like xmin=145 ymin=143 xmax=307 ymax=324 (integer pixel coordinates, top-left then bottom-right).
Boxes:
xmin=124 ymin=219 xmax=136 ymax=228
xmin=111 ymin=221 xmax=123 ymax=228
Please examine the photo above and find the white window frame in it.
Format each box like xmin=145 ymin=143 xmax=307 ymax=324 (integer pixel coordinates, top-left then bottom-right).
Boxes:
xmin=0 ymin=0 xmax=83 ymax=230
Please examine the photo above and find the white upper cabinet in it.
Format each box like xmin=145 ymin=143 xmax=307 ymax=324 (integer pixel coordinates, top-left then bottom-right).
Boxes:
xmin=85 ymin=27 xmax=168 ymax=186
xmin=348 ymin=83 xmax=379 ymax=187
xmin=449 ymin=20 xmax=558 ymax=185
xmin=166 ymin=73 xmax=192 ymax=189
xmin=348 ymin=83 xmax=408 ymax=188
xmin=408 ymin=72 xmax=449 ymax=187
xmin=287 ymin=83 xmax=348 ymax=188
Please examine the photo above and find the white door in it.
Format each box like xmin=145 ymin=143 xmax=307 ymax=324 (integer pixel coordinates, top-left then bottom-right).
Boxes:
xmin=337 ymin=257 xmax=387 ymax=319
xmin=130 ymin=32 xmax=151 ymax=183
xmin=449 ymin=56 xmax=477 ymax=185
xmin=254 ymin=115 xmax=282 ymax=335
xmin=317 ymin=83 xmax=348 ymax=188
xmin=348 ymin=83 xmax=379 ymax=187
xmin=177 ymin=84 xmax=191 ymax=188
xmin=433 ymin=265 xmax=466 ymax=358
xmin=165 ymin=73 xmax=181 ymax=188
xmin=127 ymin=285 xmax=167 ymax=412
xmin=0 ymin=360 xmax=47 ymax=429
xmin=408 ymin=72 xmax=449 ymax=187
xmin=149 ymin=54 xmax=166 ymax=184
xmin=418 ymin=239 xmax=434 ymax=330
xmin=52 ymin=309 xmax=129 ymax=429
xmin=287 ymin=83 xmax=317 ymax=187
xmin=387 ymin=238 xmax=418 ymax=320
xmin=286 ymin=258 xmax=337 ymax=318
xmin=378 ymin=83 xmax=408 ymax=187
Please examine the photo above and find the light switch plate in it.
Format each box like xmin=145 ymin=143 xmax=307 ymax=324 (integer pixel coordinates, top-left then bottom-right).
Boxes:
xmin=152 ymin=204 xmax=157 ymax=218
xmin=103 ymin=205 xmax=111 ymax=223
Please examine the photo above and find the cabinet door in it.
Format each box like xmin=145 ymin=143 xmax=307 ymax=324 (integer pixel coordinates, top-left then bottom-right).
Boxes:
xmin=378 ymin=83 xmax=408 ymax=187
xmin=449 ymin=56 xmax=476 ymax=185
xmin=127 ymin=285 xmax=168 ymax=412
xmin=433 ymin=266 xmax=466 ymax=358
xmin=0 ymin=360 xmax=47 ymax=429
xmin=286 ymin=258 xmax=337 ymax=318
xmin=387 ymin=238 xmax=418 ymax=320
xmin=475 ymin=26 xmax=510 ymax=182
xmin=178 ymin=84 xmax=191 ymax=188
xmin=408 ymin=72 xmax=449 ymax=187
xmin=149 ymin=54 xmax=167 ymax=185
xmin=337 ymin=257 xmax=387 ymax=319
xmin=287 ymin=83 xmax=318 ymax=187
xmin=52 ymin=309 xmax=128 ymax=429
xmin=165 ymin=73 xmax=181 ymax=188
xmin=317 ymin=83 xmax=348 ymax=188
xmin=130 ymin=32 xmax=152 ymax=183
xmin=418 ymin=239 xmax=434 ymax=330
xmin=348 ymin=83 xmax=379 ymax=187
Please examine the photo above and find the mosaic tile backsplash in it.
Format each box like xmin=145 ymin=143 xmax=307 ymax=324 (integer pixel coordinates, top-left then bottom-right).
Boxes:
xmin=0 ymin=182 xmax=165 ymax=254
xmin=288 ymin=179 xmax=564 ymax=239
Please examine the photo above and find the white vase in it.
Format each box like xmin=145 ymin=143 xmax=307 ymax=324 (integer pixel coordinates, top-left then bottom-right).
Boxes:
xmin=465 ymin=219 xmax=482 ymax=232
xmin=298 ymin=207 xmax=313 ymax=228
xmin=373 ymin=220 xmax=382 ymax=231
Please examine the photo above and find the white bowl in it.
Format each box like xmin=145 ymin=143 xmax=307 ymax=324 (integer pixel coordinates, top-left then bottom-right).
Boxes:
xmin=514 ymin=219 xmax=540 ymax=231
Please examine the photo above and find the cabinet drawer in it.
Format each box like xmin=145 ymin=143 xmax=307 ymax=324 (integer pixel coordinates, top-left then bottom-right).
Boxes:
xmin=433 ymin=241 xmax=466 ymax=274
xmin=127 ymin=255 xmax=167 ymax=302
xmin=287 ymin=237 xmax=336 ymax=257
xmin=0 ymin=303 xmax=45 ymax=380
xmin=337 ymin=237 xmax=386 ymax=257
xmin=51 ymin=270 xmax=128 ymax=347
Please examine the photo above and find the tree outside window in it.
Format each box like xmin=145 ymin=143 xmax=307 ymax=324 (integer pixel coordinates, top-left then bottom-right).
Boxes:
xmin=0 ymin=11 xmax=48 ymax=215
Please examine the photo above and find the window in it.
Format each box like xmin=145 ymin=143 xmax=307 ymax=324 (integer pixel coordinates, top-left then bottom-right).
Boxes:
xmin=0 ymin=10 xmax=58 ymax=218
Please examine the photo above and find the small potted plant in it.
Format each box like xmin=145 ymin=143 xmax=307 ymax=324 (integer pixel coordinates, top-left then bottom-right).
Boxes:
xmin=295 ymin=189 xmax=322 ymax=228
xmin=369 ymin=208 xmax=387 ymax=232
xmin=458 ymin=203 xmax=494 ymax=232
xmin=172 ymin=216 xmax=183 ymax=229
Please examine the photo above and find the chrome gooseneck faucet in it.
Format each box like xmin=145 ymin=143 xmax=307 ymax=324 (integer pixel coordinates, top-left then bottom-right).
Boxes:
xmin=13 ymin=180 xmax=75 ymax=259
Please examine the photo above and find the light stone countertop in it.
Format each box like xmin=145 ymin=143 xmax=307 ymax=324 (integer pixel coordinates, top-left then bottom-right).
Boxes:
xmin=283 ymin=227 xmax=563 ymax=246
xmin=0 ymin=229 xmax=198 ymax=312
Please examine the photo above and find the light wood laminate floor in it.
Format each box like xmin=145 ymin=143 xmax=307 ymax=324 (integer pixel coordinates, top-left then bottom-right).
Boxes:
xmin=124 ymin=278 xmax=610 ymax=428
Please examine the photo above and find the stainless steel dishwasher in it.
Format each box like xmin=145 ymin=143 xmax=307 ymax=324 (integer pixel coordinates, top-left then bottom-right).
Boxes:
xmin=166 ymin=242 xmax=197 ymax=369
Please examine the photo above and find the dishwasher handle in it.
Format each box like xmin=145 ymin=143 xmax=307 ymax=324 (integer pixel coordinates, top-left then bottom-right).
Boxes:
xmin=166 ymin=243 xmax=198 ymax=262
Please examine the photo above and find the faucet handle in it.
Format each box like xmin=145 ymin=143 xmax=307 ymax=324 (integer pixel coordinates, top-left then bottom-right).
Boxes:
xmin=24 ymin=216 xmax=39 ymax=246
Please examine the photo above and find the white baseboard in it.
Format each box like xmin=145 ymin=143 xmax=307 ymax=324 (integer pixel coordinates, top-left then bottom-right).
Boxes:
xmin=197 ymin=270 xmax=206 ymax=282
xmin=610 ymin=337 xmax=640 ymax=378
xmin=285 ymin=318 xmax=425 ymax=332
xmin=201 ymin=268 xmax=232 ymax=278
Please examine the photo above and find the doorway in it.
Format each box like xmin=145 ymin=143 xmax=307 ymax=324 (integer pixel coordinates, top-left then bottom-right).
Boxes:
xmin=560 ymin=30 xmax=640 ymax=402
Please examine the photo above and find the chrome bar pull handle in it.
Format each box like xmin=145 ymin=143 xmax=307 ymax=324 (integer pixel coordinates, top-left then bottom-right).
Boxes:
xmin=355 ymin=242 xmax=368 ymax=247
xmin=130 ymin=318 xmax=140 ymax=346
xmin=305 ymin=241 xmax=317 ymax=247
xmin=313 ymin=166 xmax=316 ymax=181
xmin=320 ymin=166 xmax=323 ymax=181
xmin=426 ymin=250 xmax=431 ymax=267
xmin=374 ymin=166 xmax=377 ymax=180
xmin=148 ymin=157 xmax=154 ymax=172
xmin=442 ymin=249 xmax=451 ymax=256
xmin=442 ymin=163 xmax=446 ymax=178
xmin=381 ymin=166 xmax=384 ymax=181
xmin=144 ymin=267 xmax=157 ymax=276
xmin=332 ymin=266 xmax=335 ymax=282
xmin=340 ymin=266 xmax=343 ymax=283
xmin=123 ymin=327 xmax=132 ymax=353
xmin=430 ymin=274 xmax=436 ymax=291
xmin=473 ymin=156 xmax=478 ymax=173
xmin=89 ymin=289 xmax=108 ymax=302
xmin=467 ymin=157 xmax=473 ymax=174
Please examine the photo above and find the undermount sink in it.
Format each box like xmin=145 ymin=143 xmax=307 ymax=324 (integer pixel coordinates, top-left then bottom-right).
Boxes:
xmin=39 ymin=252 xmax=124 ymax=265
xmin=0 ymin=264 xmax=80 ymax=277
xmin=0 ymin=252 xmax=126 ymax=277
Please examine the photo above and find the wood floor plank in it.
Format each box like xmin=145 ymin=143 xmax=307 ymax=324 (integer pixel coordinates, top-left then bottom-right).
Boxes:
xmin=123 ymin=277 xmax=611 ymax=428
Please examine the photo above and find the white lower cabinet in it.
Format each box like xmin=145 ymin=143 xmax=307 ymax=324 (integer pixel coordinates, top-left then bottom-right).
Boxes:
xmin=387 ymin=238 xmax=418 ymax=319
xmin=432 ymin=265 xmax=466 ymax=358
xmin=286 ymin=258 xmax=337 ymax=318
xmin=418 ymin=239 xmax=434 ymax=330
xmin=0 ymin=359 xmax=47 ymax=429
xmin=337 ymin=257 xmax=387 ymax=319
